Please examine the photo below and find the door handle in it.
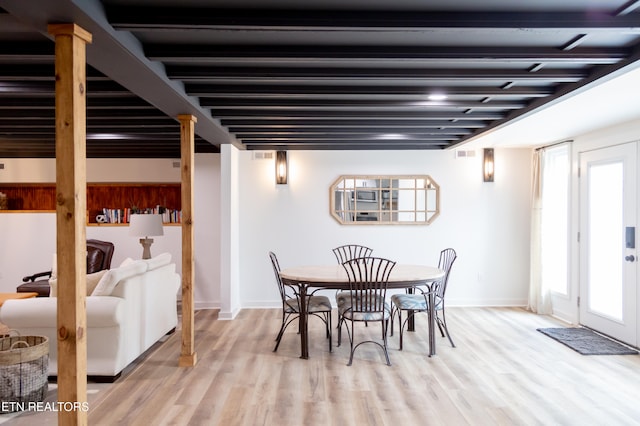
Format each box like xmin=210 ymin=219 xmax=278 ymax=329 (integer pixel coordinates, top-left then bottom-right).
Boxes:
xmin=625 ymin=255 xmax=635 ymax=262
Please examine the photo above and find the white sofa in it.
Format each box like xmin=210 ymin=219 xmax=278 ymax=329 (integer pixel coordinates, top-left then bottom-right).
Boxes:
xmin=0 ymin=253 xmax=180 ymax=382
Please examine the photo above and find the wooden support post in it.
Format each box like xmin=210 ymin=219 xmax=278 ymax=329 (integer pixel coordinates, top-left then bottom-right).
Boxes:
xmin=48 ymin=23 xmax=92 ymax=426
xmin=178 ymin=114 xmax=197 ymax=367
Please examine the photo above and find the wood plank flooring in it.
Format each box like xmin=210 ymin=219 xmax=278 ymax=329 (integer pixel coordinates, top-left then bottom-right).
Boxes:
xmin=4 ymin=307 xmax=640 ymax=425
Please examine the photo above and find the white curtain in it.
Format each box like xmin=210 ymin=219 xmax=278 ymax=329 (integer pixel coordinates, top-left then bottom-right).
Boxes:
xmin=528 ymin=149 xmax=552 ymax=314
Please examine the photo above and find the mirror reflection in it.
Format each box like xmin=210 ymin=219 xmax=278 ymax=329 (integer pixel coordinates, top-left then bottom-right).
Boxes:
xmin=330 ymin=175 xmax=440 ymax=225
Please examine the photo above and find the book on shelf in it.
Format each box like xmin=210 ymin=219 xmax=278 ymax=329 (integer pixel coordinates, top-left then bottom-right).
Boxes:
xmin=99 ymin=206 xmax=181 ymax=224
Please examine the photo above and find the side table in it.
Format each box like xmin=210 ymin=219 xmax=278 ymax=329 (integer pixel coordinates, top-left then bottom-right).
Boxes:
xmin=0 ymin=292 xmax=39 ymax=307
xmin=0 ymin=292 xmax=39 ymax=335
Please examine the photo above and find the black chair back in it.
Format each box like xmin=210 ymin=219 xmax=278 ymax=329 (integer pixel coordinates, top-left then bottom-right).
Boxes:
xmin=269 ymin=251 xmax=288 ymax=304
xmin=342 ymin=257 xmax=396 ymax=316
xmin=435 ymin=248 xmax=457 ymax=300
xmin=332 ymin=244 xmax=373 ymax=264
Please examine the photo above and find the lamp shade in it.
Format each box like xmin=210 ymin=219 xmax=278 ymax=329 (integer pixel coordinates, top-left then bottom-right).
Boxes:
xmin=128 ymin=214 xmax=164 ymax=237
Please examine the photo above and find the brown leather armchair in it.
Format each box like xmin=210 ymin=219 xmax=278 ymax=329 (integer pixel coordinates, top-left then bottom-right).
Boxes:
xmin=17 ymin=239 xmax=115 ymax=297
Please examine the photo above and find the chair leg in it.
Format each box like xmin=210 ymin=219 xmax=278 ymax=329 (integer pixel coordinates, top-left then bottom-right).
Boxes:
xmin=436 ymin=316 xmax=446 ymax=337
xmin=344 ymin=318 xmax=391 ymax=366
xmin=327 ymin=311 xmax=333 ymax=353
xmin=275 ymin=311 xmax=285 ymax=341
xmin=273 ymin=324 xmax=286 ymax=352
xmin=389 ymin=305 xmax=395 ymax=336
xmin=347 ymin=320 xmax=355 ymax=366
xmin=438 ymin=310 xmax=456 ymax=348
xmin=382 ymin=319 xmax=391 ymax=366
xmin=274 ymin=314 xmax=291 ymax=352
xmin=273 ymin=313 xmax=298 ymax=352
xmin=397 ymin=310 xmax=404 ymax=350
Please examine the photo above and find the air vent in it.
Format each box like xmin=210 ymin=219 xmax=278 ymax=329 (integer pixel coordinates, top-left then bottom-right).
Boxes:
xmin=253 ymin=151 xmax=274 ymax=160
xmin=172 ymin=161 xmax=180 ymax=168
xmin=455 ymin=150 xmax=476 ymax=158
xmin=0 ymin=163 xmax=4 ymax=170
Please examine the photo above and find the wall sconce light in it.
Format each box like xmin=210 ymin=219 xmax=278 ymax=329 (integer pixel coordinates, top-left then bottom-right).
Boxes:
xmin=276 ymin=150 xmax=288 ymax=184
xmin=483 ymin=148 xmax=494 ymax=182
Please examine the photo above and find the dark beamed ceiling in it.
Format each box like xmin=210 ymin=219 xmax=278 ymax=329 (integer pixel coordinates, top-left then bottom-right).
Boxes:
xmin=1 ymin=0 xmax=640 ymax=157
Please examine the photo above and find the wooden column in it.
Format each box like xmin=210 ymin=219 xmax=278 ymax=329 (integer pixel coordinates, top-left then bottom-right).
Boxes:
xmin=49 ymin=23 xmax=92 ymax=426
xmin=178 ymin=114 xmax=197 ymax=367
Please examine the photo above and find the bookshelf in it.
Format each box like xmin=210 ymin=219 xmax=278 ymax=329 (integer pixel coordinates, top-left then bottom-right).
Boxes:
xmin=0 ymin=183 xmax=181 ymax=225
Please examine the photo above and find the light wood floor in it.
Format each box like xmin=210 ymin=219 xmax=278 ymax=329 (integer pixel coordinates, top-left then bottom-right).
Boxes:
xmin=5 ymin=307 xmax=640 ymax=425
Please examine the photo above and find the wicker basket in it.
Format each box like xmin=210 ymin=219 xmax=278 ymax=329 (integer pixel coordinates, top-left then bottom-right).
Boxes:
xmin=0 ymin=335 xmax=49 ymax=413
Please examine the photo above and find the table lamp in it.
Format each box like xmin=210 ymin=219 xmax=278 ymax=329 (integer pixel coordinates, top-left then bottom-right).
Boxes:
xmin=128 ymin=214 xmax=164 ymax=259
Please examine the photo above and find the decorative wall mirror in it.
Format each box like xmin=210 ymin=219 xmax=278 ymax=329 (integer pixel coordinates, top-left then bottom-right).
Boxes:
xmin=330 ymin=175 xmax=440 ymax=225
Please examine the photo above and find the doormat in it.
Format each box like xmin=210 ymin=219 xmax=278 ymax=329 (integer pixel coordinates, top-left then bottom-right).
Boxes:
xmin=537 ymin=327 xmax=639 ymax=355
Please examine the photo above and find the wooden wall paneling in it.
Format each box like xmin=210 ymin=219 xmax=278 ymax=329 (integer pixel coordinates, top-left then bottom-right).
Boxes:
xmin=0 ymin=184 xmax=56 ymax=210
xmin=86 ymin=183 xmax=181 ymax=222
xmin=0 ymin=183 xmax=181 ymax=222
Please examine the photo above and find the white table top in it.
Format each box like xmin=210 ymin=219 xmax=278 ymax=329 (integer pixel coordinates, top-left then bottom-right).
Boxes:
xmin=280 ymin=264 xmax=444 ymax=288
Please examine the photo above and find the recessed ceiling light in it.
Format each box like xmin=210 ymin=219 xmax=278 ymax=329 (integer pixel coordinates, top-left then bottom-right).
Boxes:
xmin=87 ymin=133 xmax=129 ymax=140
xmin=428 ymin=93 xmax=447 ymax=101
xmin=376 ymin=133 xmax=409 ymax=140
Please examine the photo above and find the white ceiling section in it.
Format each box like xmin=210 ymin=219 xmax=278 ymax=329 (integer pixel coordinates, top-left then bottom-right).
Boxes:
xmin=1 ymin=0 xmax=640 ymax=156
xmin=463 ymin=62 xmax=640 ymax=148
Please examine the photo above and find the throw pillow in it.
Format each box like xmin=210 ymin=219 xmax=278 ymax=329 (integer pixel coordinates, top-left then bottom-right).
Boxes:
xmin=48 ymin=277 xmax=57 ymax=297
xmin=119 ymin=257 xmax=134 ymax=268
xmin=91 ymin=260 xmax=147 ymax=296
xmin=86 ymin=269 xmax=108 ymax=295
xmin=48 ymin=269 xmax=108 ymax=297
xmin=51 ymin=253 xmax=58 ymax=280
xmin=144 ymin=252 xmax=172 ymax=271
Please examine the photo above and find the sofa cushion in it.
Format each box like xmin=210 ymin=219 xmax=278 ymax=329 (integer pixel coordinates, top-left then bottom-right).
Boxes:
xmin=0 ymin=297 xmax=124 ymax=328
xmin=49 ymin=269 xmax=109 ymax=297
xmin=144 ymin=252 xmax=172 ymax=271
xmin=91 ymin=261 xmax=147 ymax=296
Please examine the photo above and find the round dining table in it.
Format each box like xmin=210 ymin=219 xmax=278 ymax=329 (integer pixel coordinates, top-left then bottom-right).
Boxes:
xmin=279 ymin=264 xmax=444 ymax=359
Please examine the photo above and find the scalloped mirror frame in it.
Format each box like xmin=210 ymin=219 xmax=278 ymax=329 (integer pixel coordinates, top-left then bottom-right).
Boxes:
xmin=330 ymin=175 xmax=440 ymax=225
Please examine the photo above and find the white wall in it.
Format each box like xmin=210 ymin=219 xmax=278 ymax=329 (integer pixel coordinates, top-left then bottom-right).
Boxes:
xmin=194 ymin=154 xmax=221 ymax=309
xmin=0 ymin=158 xmax=182 ymax=183
xmin=1 ymin=150 xmax=531 ymax=309
xmin=236 ymin=148 xmax=533 ymax=308
xmin=0 ymin=155 xmax=221 ymax=307
xmin=0 ymin=212 xmax=57 ymax=291
xmin=0 ymin=212 xmax=185 ymax=292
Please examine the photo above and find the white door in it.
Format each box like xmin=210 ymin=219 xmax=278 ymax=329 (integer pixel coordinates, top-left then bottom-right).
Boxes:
xmin=579 ymin=142 xmax=637 ymax=346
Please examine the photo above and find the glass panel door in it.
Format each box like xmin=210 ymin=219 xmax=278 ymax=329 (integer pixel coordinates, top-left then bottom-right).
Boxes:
xmin=579 ymin=143 xmax=637 ymax=346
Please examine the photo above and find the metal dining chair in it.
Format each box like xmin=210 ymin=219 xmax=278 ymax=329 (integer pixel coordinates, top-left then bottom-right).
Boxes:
xmin=390 ymin=248 xmax=457 ymax=350
xmin=338 ymin=256 xmax=396 ymax=366
xmin=269 ymin=251 xmax=332 ymax=352
xmin=333 ymin=244 xmax=374 ymax=329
